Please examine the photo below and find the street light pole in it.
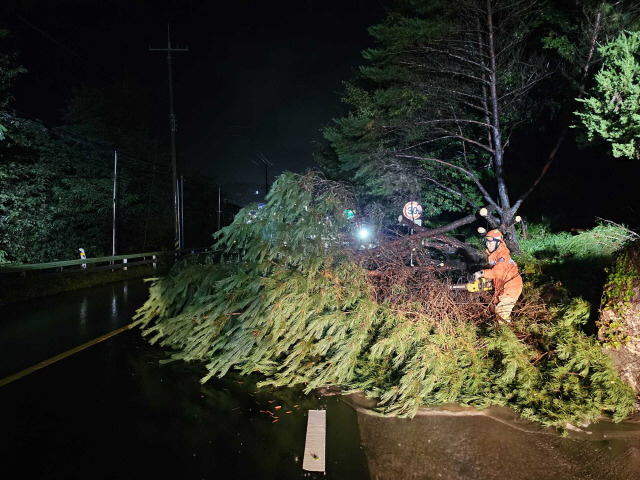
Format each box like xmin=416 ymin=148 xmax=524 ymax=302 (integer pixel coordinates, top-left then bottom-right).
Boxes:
xmin=217 ymin=187 xmax=221 ymax=231
xmin=150 ymin=24 xmax=188 ymax=250
xmin=180 ymin=175 xmax=185 ymax=248
xmin=112 ymin=150 xmax=117 ymax=256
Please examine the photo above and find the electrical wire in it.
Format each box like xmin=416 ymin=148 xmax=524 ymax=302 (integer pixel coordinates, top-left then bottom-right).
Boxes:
xmin=4 ymin=110 xmax=221 ymax=192
xmin=3 ymin=10 xmax=231 ymax=251
xmin=143 ymin=74 xmax=168 ymax=251
xmin=6 ymin=11 xmax=223 ymax=182
xmin=7 ymin=108 xmax=171 ymax=171
xmin=10 ymin=11 xmax=116 ymax=83
xmin=6 ymin=9 xmax=168 ymax=171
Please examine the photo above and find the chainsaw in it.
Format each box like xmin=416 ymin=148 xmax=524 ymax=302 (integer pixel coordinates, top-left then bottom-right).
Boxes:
xmin=449 ymin=277 xmax=493 ymax=292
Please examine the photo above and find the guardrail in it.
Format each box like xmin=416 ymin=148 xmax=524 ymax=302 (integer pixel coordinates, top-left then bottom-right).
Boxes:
xmin=0 ymin=248 xmax=213 ymax=276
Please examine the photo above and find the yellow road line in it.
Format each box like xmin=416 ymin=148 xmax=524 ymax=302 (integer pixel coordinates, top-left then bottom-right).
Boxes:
xmin=0 ymin=322 xmax=136 ymax=388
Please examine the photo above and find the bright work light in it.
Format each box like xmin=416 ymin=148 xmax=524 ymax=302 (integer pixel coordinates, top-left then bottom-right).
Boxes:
xmin=357 ymin=227 xmax=370 ymax=240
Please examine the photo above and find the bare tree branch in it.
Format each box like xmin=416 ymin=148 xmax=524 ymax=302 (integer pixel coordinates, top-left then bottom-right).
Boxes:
xmin=416 ymin=118 xmax=494 ymax=129
xmin=513 ymin=8 xmax=603 ymax=213
xmin=395 ymin=153 xmax=500 ymax=213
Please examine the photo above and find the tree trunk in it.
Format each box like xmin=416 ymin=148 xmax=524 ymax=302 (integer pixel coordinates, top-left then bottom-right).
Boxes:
xmin=486 ymin=1 xmax=518 ymax=253
xmin=503 ymin=223 xmax=520 ymax=253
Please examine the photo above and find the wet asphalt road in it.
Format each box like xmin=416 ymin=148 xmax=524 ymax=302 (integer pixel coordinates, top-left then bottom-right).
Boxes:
xmin=3 ymin=279 xmax=640 ymax=480
xmin=0 ymin=279 xmax=368 ymax=480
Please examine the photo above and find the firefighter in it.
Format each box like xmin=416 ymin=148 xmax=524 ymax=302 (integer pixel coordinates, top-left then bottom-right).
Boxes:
xmin=473 ymin=229 xmax=522 ymax=322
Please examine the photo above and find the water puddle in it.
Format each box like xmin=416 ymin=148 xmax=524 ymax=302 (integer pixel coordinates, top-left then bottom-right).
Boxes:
xmin=344 ymin=395 xmax=640 ymax=479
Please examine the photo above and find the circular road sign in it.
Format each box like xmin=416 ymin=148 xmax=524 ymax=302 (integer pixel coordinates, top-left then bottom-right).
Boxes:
xmin=403 ymin=201 xmax=422 ymax=220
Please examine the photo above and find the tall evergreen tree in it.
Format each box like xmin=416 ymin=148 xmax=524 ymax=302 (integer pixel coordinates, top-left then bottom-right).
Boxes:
xmin=576 ymin=31 xmax=640 ymax=159
xmin=319 ymin=0 xmax=639 ymax=250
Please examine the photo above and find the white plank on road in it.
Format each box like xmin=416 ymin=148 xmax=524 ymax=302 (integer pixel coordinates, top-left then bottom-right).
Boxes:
xmin=302 ymin=409 xmax=326 ymax=472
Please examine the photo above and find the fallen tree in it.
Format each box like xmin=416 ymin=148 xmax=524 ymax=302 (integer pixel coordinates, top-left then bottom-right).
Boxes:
xmin=134 ymin=172 xmax=635 ymax=428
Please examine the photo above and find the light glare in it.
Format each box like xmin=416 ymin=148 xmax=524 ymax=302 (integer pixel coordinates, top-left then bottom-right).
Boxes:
xmin=357 ymin=227 xmax=370 ymax=240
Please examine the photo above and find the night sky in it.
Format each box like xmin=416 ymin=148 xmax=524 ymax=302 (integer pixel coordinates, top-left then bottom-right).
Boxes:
xmin=4 ymin=0 xmax=386 ymax=190
xmin=4 ymin=1 xmax=640 ymax=227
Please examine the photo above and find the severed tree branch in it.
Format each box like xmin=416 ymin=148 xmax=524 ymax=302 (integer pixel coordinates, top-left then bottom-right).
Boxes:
xmin=393 ymin=214 xmax=490 ymax=261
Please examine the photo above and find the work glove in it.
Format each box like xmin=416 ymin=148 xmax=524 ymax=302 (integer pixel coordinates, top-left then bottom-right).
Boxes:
xmin=473 ymin=270 xmax=484 ymax=281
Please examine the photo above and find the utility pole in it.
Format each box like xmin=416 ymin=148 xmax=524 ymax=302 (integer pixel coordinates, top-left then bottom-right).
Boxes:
xmin=150 ymin=24 xmax=188 ymax=251
xmin=254 ymin=153 xmax=273 ymax=200
xmin=180 ymin=175 xmax=185 ymax=248
xmin=217 ymin=187 xmax=222 ymax=231
xmin=112 ymin=151 xmax=117 ymax=256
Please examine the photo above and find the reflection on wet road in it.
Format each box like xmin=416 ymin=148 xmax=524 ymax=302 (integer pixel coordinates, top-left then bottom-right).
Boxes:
xmin=0 ymin=279 xmax=369 ymax=479
xmin=0 ymin=331 xmax=369 ymax=479
xmin=0 ymin=278 xmax=150 ymax=378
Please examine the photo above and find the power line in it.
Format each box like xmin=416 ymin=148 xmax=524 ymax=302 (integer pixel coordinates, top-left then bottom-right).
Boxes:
xmin=6 ymin=9 xmax=174 ymax=172
xmin=4 ymin=110 xmax=221 ymax=186
xmin=6 ymin=12 xmax=220 ymax=244
xmin=6 ymin=109 xmax=171 ymax=170
xmin=252 ymin=152 xmax=274 ymax=196
xmin=10 ymin=11 xmax=116 ymax=83
xmin=143 ymin=77 xmax=167 ymax=251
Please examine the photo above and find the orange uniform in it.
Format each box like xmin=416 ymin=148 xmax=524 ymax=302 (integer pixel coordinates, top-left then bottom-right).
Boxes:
xmin=479 ymin=233 xmax=522 ymax=322
xmin=482 ymin=242 xmax=522 ymax=299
